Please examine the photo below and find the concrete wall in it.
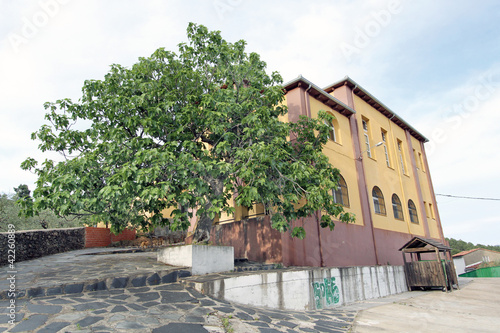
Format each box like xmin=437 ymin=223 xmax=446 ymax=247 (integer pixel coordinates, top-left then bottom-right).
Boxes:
xmin=190 ymin=265 xmax=406 ymax=311
xmin=0 ymin=227 xmax=85 ymax=265
xmin=453 ymin=257 xmax=466 ymax=275
xmin=158 ymin=245 xmax=234 ymax=275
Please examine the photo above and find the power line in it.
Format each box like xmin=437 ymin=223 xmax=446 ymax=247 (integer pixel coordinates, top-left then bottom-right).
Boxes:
xmin=436 ymin=194 xmax=500 ymax=201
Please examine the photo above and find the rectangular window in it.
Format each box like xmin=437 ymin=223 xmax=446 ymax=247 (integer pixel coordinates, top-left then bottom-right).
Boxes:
xmin=397 ymin=140 xmax=406 ymax=174
xmin=413 ymin=149 xmax=419 ymax=169
xmin=429 ymin=203 xmax=435 ymax=219
xmin=381 ymin=129 xmax=390 ymax=167
xmin=418 ymin=152 xmax=425 ymax=172
xmin=424 ymin=201 xmax=430 ymax=217
xmin=364 ymin=134 xmax=371 ymax=158
xmin=384 ymin=146 xmax=390 ymax=167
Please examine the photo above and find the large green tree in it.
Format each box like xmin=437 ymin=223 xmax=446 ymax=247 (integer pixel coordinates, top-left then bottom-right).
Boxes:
xmin=20 ymin=23 xmax=354 ymax=242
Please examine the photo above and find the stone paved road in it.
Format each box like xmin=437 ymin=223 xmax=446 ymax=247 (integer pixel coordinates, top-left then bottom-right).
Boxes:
xmin=0 ymin=248 xmax=184 ymax=299
xmin=0 ymin=283 xmax=356 ymax=332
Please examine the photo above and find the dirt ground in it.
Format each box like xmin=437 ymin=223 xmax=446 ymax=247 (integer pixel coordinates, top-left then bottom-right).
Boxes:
xmin=350 ymin=278 xmax=500 ymax=332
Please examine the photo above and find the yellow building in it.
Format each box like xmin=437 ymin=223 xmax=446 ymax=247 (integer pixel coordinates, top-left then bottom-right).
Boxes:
xmin=210 ymin=75 xmax=446 ymax=267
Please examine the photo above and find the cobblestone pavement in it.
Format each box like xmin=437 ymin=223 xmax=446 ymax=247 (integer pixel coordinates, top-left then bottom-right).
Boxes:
xmin=0 ymin=283 xmax=356 ymax=332
xmin=0 ymin=248 xmax=187 ymax=300
xmin=0 ymin=248 xmax=356 ymax=332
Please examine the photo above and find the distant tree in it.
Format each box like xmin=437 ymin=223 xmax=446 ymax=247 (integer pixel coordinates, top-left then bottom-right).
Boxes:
xmin=0 ymin=192 xmax=85 ymax=231
xmin=446 ymin=237 xmax=500 ymax=256
xmin=0 ymin=194 xmax=9 ymax=230
xmin=14 ymin=184 xmax=30 ymax=199
xmin=19 ymin=23 xmax=354 ymax=242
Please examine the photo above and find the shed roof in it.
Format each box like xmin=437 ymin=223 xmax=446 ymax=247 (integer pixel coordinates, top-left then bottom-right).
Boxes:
xmin=399 ymin=236 xmax=451 ymax=253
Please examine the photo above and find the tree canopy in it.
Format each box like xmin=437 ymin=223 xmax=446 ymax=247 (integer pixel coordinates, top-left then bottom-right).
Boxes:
xmin=14 ymin=184 xmax=30 ymax=199
xmin=447 ymin=237 xmax=500 ymax=256
xmin=20 ymin=23 xmax=354 ymax=241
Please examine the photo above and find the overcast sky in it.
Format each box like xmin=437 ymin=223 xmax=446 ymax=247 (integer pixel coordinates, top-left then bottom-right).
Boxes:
xmin=1 ymin=0 xmax=499 ymax=245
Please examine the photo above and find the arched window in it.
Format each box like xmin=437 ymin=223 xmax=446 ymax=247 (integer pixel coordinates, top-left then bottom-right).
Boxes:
xmin=408 ymin=200 xmax=419 ymax=223
xmin=372 ymin=186 xmax=386 ymax=215
xmin=392 ymin=194 xmax=404 ymax=220
xmin=333 ymin=175 xmax=349 ymax=207
xmin=324 ymin=119 xmax=336 ymax=142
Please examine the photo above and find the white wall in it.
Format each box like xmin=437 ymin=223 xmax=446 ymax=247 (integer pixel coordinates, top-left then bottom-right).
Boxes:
xmin=158 ymin=245 xmax=234 ymax=275
xmin=453 ymin=257 xmax=466 ymax=275
xmin=192 ymin=265 xmax=407 ymax=310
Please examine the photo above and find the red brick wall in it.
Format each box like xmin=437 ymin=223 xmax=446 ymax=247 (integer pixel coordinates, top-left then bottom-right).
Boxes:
xmin=85 ymin=227 xmax=136 ymax=248
xmin=110 ymin=228 xmax=136 ymax=243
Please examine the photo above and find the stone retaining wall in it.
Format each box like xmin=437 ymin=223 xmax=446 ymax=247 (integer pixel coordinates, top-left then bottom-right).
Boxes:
xmin=0 ymin=227 xmax=137 ymax=265
xmin=0 ymin=227 xmax=85 ymax=265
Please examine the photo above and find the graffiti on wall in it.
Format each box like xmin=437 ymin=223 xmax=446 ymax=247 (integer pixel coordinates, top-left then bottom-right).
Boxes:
xmin=312 ymin=277 xmax=340 ymax=309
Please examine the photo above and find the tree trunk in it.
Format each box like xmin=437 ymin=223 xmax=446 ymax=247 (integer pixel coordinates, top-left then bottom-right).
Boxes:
xmin=192 ymin=176 xmax=225 ymax=243
xmin=192 ymin=210 xmax=213 ymax=243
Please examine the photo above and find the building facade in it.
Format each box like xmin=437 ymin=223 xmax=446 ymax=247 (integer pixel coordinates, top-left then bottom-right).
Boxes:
xmin=453 ymin=248 xmax=500 ymax=274
xmin=209 ymin=75 xmax=446 ymax=267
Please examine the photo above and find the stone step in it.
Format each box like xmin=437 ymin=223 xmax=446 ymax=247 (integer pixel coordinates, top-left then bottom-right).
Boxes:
xmin=1 ymin=268 xmax=192 ymax=300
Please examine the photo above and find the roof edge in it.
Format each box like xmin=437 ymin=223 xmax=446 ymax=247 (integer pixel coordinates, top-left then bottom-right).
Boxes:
xmin=283 ymin=75 xmax=356 ymax=117
xmin=453 ymin=248 xmax=500 ymax=258
xmin=324 ymin=76 xmax=429 ymax=143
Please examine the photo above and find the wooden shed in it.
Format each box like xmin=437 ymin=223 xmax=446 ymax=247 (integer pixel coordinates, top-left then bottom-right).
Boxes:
xmin=399 ymin=237 xmax=458 ymax=292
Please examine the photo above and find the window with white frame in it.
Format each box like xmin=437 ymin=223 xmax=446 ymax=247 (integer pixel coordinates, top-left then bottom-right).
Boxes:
xmin=362 ymin=118 xmax=372 ymax=157
xmin=324 ymin=119 xmax=336 ymax=142
xmin=364 ymin=134 xmax=371 ymax=157
xmin=382 ymin=129 xmax=390 ymax=167
xmin=397 ymin=140 xmax=406 ymax=174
